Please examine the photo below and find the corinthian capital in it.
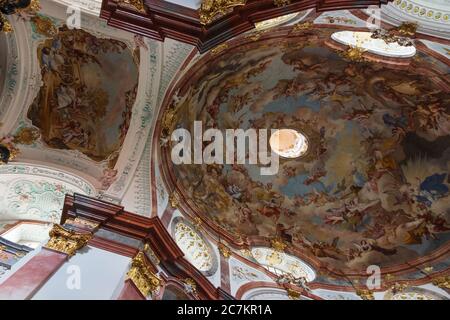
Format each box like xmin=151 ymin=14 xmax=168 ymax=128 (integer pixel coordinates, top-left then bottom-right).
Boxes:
xmin=45 ymin=224 xmax=92 ymax=257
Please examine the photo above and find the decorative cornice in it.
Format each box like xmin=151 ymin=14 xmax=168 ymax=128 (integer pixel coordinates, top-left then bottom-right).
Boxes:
xmin=45 ymin=224 xmax=92 ymax=257
xmin=60 ymin=194 xmax=221 ymax=300
xmin=100 ymin=0 xmax=392 ymax=53
xmin=127 ymin=251 xmax=161 ymax=297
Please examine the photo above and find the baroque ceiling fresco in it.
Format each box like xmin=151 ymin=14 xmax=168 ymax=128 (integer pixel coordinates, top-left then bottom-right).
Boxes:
xmin=163 ymin=26 xmax=450 ymax=275
xmin=27 ymin=25 xmax=139 ymax=163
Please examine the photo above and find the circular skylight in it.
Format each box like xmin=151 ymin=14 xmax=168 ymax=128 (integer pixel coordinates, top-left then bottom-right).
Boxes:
xmin=270 ymin=129 xmax=309 ymax=159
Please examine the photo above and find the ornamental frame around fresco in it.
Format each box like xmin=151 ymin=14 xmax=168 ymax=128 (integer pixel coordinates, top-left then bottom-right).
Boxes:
xmin=27 ymin=25 xmax=139 ymax=164
xmin=0 ymin=3 xmax=160 ymax=203
xmin=156 ymin=20 xmax=450 ymax=280
xmin=171 ymin=216 xmax=219 ymax=277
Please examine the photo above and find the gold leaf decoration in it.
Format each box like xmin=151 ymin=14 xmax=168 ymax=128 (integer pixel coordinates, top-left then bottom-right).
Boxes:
xmin=45 ymin=224 xmax=92 ymax=257
xmin=271 ymin=237 xmax=287 ymax=252
xmin=199 ymin=0 xmax=246 ymax=25
xmin=127 ymin=251 xmax=161 ymax=297
xmin=13 ymin=127 xmax=40 ymax=145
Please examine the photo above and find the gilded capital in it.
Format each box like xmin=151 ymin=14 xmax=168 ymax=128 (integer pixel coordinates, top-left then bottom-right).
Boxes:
xmin=45 ymin=224 xmax=92 ymax=257
xmin=128 ymin=252 xmax=161 ymax=297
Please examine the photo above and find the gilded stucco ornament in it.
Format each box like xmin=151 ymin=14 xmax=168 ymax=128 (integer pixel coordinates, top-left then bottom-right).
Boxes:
xmin=432 ymin=276 xmax=450 ymax=290
xmin=210 ymin=43 xmax=229 ymax=56
xmin=271 ymin=237 xmax=287 ymax=252
xmin=356 ymin=289 xmax=375 ymax=300
xmin=45 ymin=224 xmax=92 ymax=257
xmin=339 ymin=46 xmax=367 ymax=62
xmin=394 ymin=21 xmax=417 ymax=37
xmin=274 ymin=0 xmax=291 ymax=7
xmin=199 ymin=0 xmax=246 ymax=25
xmin=169 ymin=191 xmax=179 ymax=208
xmin=218 ymin=242 xmax=232 ymax=259
xmin=390 ymin=282 xmax=409 ymax=294
xmin=291 ymin=21 xmax=313 ymax=32
xmin=287 ymin=288 xmax=301 ymax=300
xmin=29 ymin=14 xmax=57 ymax=37
xmin=13 ymin=127 xmax=40 ymax=145
xmin=127 ymin=252 xmax=161 ymax=297
xmin=0 ymin=136 xmax=19 ymax=164
xmin=0 ymin=14 xmax=11 ymax=32
xmin=119 ymin=0 xmax=145 ymax=13
xmin=183 ymin=278 xmax=198 ymax=295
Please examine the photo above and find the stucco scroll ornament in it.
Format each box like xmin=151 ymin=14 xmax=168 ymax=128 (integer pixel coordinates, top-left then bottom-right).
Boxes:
xmin=199 ymin=0 xmax=246 ymax=25
xmin=127 ymin=252 xmax=161 ymax=297
xmin=277 ymin=274 xmax=311 ymax=293
xmin=45 ymin=224 xmax=93 ymax=257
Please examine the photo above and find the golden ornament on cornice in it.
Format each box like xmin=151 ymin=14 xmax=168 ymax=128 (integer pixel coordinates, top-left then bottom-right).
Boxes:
xmin=218 ymin=242 xmax=232 ymax=259
xmin=291 ymin=21 xmax=313 ymax=33
xmin=384 ymin=273 xmax=395 ymax=281
xmin=161 ymin=105 xmax=178 ymax=137
xmin=356 ymin=289 xmax=375 ymax=300
xmin=45 ymin=224 xmax=92 ymax=257
xmin=193 ymin=216 xmax=202 ymax=229
xmin=394 ymin=21 xmax=417 ymax=37
xmin=339 ymin=46 xmax=367 ymax=63
xmin=13 ymin=127 xmax=40 ymax=145
xmin=432 ymin=276 xmax=450 ymax=290
xmin=210 ymin=43 xmax=229 ymax=56
xmin=245 ymin=30 xmax=266 ymax=41
xmin=169 ymin=191 xmax=179 ymax=208
xmin=423 ymin=266 xmax=434 ymax=274
xmin=274 ymin=0 xmax=291 ymax=7
xmin=127 ymin=251 xmax=161 ymax=297
xmin=199 ymin=0 xmax=246 ymax=25
xmin=0 ymin=14 xmax=12 ymax=33
xmin=287 ymin=288 xmax=301 ymax=300
xmin=271 ymin=237 xmax=287 ymax=252
xmin=119 ymin=0 xmax=145 ymax=13
xmin=390 ymin=282 xmax=408 ymax=294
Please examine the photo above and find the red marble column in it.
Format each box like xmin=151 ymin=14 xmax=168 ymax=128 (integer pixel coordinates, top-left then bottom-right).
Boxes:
xmin=0 ymin=248 xmax=67 ymax=300
xmin=117 ymin=279 xmax=146 ymax=300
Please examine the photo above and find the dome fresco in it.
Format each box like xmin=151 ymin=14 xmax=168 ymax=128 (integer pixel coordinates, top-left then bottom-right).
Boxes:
xmin=162 ymin=27 xmax=450 ymax=274
xmin=1 ymin=0 xmax=450 ymax=301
